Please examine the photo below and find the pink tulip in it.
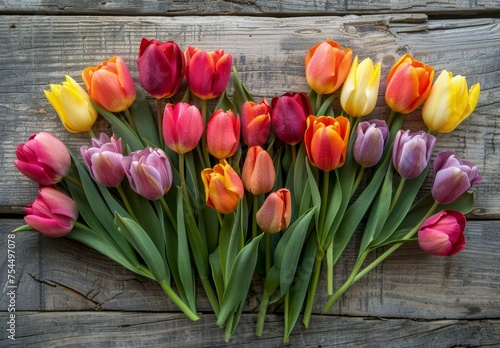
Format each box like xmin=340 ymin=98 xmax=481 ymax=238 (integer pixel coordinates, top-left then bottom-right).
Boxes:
xmin=163 ymin=102 xmax=204 ymax=154
xmin=206 ymin=109 xmax=240 ymax=159
xmin=256 ymin=188 xmax=292 ymax=234
xmin=418 ymin=210 xmax=466 ymax=256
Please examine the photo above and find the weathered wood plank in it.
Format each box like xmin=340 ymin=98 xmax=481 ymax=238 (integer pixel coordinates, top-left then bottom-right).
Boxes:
xmin=2 ymin=218 xmax=499 ymax=319
xmin=2 ymin=312 xmax=499 ymax=347
xmin=1 ymin=0 xmax=499 ymax=16
xmin=0 ymin=15 xmax=498 ymax=217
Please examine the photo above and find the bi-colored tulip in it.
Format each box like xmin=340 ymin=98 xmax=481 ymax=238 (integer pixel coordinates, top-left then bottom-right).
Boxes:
xmin=242 ymin=146 xmax=276 ymax=195
xmin=304 ymin=40 xmax=353 ymax=95
xmin=418 ymin=210 xmax=466 ymax=256
xmin=422 ymin=70 xmax=480 ymax=133
xmin=185 ymin=46 xmax=232 ymax=100
xmin=82 ymin=56 xmax=136 ymax=112
xmin=385 ymin=54 xmax=434 ymax=114
xmin=201 ymin=159 xmax=244 ymax=214
xmin=353 ymin=119 xmax=389 ymax=168
xmin=241 ymin=99 xmax=272 ymax=146
xmin=271 ymin=92 xmax=312 ymax=145
xmin=206 ymin=109 xmax=240 ymax=159
xmin=340 ymin=56 xmax=381 ymax=117
xmin=431 ymin=150 xmax=482 ymax=205
xmin=137 ymin=38 xmax=185 ymax=99
xmin=14 ymin=132 xmax=71 ymax=185
xmin=44 ymin=75 xmax=98 ymax=133
xmin=122 ymin=147 xmax=173 ymax=201
xmin=81 ymin=133 xmax=125 ymax=187
xmin=304 ymin=115 xmax=350 ymax=172
xmin=256 ymin=188 xmax=292 ymax=234
xmin=392 ymin=130 xmax=436 ymax=179
xmin=24 ymin=186 xmax=78 ymax=238
xmin=163 ymin=102 xmax=204 ymax=154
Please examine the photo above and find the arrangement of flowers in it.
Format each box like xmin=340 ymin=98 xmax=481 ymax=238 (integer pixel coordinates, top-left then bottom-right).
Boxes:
xmin=13 ymin=38 xmax=482 ymax=341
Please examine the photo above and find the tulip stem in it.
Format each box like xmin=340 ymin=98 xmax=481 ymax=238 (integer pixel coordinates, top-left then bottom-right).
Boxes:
xmin=252 ymin=194 xmax=259 ymax=239
xmin=315 ymin=93 xmax=322 ymax=114
xmin=156 ymin=98 xmax=164 ymax=148
xmin=201 ymin=99 xmax=211 ymax=168
xmin=160 ymin=197 xmax=177 ymax=231
xmin=116 ymin=185 xmax=138 ymax=221
xmin=351 ymin=165 xmax=365 ymax=197
xmin=255 ymin=289 xmax=271 ymax=336
xmin=389 ymin=177 xmax=406 ymax=214
xmin=179 ymin=154 xmax=189 ymax=200
xmin=63 ymin=174 xmax=82 ymax=189
xmin=159 ymin=280 xmax=199 ymax=321
xmin=303 ymin=252 xmax=323 ymax=328
xmin=124 ymin=108 xmax=137 ymax=132
xmin=87 ymin=129 xmax=96 ymax=139
xmin=266 ymin=233 xmax=272 ymax=274
xmin=387 ymin=110 xmax=397 ymax=128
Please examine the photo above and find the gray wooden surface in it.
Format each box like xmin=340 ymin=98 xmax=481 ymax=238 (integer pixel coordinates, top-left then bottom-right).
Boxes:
xmin=1 ymin=3 xmax=500 ymax=347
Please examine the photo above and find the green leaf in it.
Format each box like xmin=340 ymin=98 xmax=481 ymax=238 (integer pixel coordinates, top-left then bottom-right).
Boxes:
xmin=231 ymin=66 xmax=254 ymax=115
xmin=215 ymin=90 xmax=236 ymax=113
xmin=209 ymin=247 xmax=225 ymax=301
xmin=129 ymin=84 xmax=160 ymax=147
xmin=219 ymin=212 xmax=235 ymax=283
xmin=305 ymin=159 xmax=321 ymax=227
xmin=322 ymin=171 xmax=342 ymax=246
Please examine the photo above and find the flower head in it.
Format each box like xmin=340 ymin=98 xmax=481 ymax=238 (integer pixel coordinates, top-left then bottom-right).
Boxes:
xmin=206 ymin=109 xmax=240 ymax=159
xmin=271 ymin=92 xmax=311 ymax=145
xmin=242 ymin=146 xmax=276 ymax=195
xmin=392 ymin=130 xmax=436 ymax=179
xmin=163 ymin=102 xmax=204 ymax=154
xmin=241 ymin=99 xmax=272 ymax=147
xmin=418 ymin=210 xmax=466 ymax=256
xmin=353 ymin=119 xmax=389 ymax=168
xmin=256 ymin=188 xmax=292 ymax=234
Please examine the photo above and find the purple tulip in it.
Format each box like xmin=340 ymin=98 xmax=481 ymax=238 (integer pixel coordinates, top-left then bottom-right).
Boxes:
xmin=418 ymin=210 xmax=466 ymax=256
xmin=271 ymin=92 xmax=312 ymax=145
xmin=122 ymin=147 xmax=173 ymax=201
xmin=81 ymin=133 xmax=125 ymax=187
xmin=431 ymin=150 xmax=482 ymax=204
xmin=353 ymin=119 xmax=389 ymax=167
xmin=14 ymin=132 xmax=71 ymax=185
xmin=24 ymin=186 xmax=78 ymax=238
xmin=392 ymin=130 xmax=436 ymax=179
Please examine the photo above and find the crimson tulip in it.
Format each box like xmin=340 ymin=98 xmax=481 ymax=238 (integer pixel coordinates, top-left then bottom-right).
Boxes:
xmin=271 ymin=92 xmax=311 ymax=145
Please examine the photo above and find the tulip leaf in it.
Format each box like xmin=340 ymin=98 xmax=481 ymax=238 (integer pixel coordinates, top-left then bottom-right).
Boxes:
xmin=114 ymin=213 xmax=167 ymax=283
xmin=305 ymin=159 xmax=321 ymax=228
xmin=322 ymin=171 xmax=343 ymax=247
xmin=231 ymin=66 xmax=254 ymax=115
xmin=209 ymin=247 xmax=224 ymax=301
xmin=129 ymin=84 xmax=160 ymax=147
xmin=215 ymin=90 xmax=236 ymax=113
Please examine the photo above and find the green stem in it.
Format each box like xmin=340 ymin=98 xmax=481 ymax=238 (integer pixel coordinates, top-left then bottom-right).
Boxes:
xmin=116 ymin=185 xmax=138 ymax=221
xmin=291 ymin=144 xmax=297 ymax=164
xmin=200 ymin=276 xmax=220 ymax=317
xmin=159 ymin=280 xmax=199 ymax=321
xmin=302 ymin=252 xmax=323 ymax=328
xmin=389 ymin=177 xmax=406 ymax=214
xmin=351 ymin=166 xmax=365 ymax=197
xmin=201 ymin=99 xmax=211 ymax=168
xmin=156 ymin=98 xmax=164 ymax=149
xmin=266 ymin=233 xmax=272 ymax=274
xmin=224 ymin=311 xmax=235 ymax=342
xmin=63 ymin=174 xmax=82 ymax=189
xmin=124 ymin=108 xmax=137 ymax=132
xmin=179 ymin=153 xmax=189 ymax=200
xmin=136 ymin=265 xmax=155 ymax=280
xmin=327 ymin=241 xmax=334 ymax=295
xmin=87 ymin=129 xmax=96 ymax=139
xmin=386 ymin=109 xmax=397 ymax=128
xmin=315 ymin=93 xmax=322 ymax=115
xmin=252 ymin=194 xmax=259 ymax=239
xmin=160 ymin=197 xmax=177 ymax=230
xmin=319 ymin=171 xmax=330 ymax=246
xmin=255 ymin=290 xmax=271 ymax=336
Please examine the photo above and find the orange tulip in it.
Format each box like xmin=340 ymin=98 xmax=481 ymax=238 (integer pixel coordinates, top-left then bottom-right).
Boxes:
xmin=241 ymin=99 xmax=272 ymax=147
xmin=385 ymin=54 xmax=434 ymax=114
xmin=242 ymin=146 xmax=276 ymax=195
xmin=82 ymin=56 xmax=136 ymax=112
xmin=305 ymin=40 xmax=353 ymax=95
xmin=201 ymin=159 xmax=244 ymax=214
xmin=256 ymin=188 xmax=292 ymax=234
xmin=304 ymin=115 xmax=350 ymax=172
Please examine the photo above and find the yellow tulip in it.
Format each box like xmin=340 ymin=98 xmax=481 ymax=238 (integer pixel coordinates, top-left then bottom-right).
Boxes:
xmin=340 ymin=56 xmax=381 ymax=117
xmin=44 ymin=76 xmax=98 ymax=133
xmin=422 ymin=70 xmax=480 ymax=133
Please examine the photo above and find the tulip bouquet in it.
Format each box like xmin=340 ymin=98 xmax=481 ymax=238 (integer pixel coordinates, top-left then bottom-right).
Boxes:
xmin=13 ymin=38 xmax=482 ymax=341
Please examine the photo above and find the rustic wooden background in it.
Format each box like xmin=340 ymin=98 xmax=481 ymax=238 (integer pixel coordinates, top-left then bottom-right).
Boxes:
xmin=1 ymin=1 xmax=500 ymax=347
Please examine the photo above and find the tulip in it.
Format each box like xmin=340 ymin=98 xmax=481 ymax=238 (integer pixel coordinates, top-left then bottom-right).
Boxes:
xmin=385 ymin=54 xmax=434 ymax=114
xmin=304 ymin=40 xmax=353 ymax=95
xmin=14 ymin=132 xmax=71 ymax=185
xmin=24 ymin=186 xmax=78 ymax=238
xmin=271 ymin=92 xmax=312 ymax=145
xmin=256 ymin=188 xmax=292 ymax=234
xmin=418 ymin=210 xmax=466 ymax=256
xmin=206 ymin=109 xmax=240 ymax=159
xmin=340 ymin=56 xmax=381 ymax=117
xmin=431 ymin=150 xmax=482 ymax=204
xmin=163 ymin=102 xmax=204 ymax=154
xmin=304 ymin=115 xmax=350 ymax=172
xmin=44 ymin=75 xmax=98 ymax=133
xmin=422 ymin=70 xmax=480 ymax=133
xmin=353 ymin=119 xmax=389 ymax=168
xmin=241 ymin=99 xmax=272 ymax=147
xmin=185 ymin=46 xmax=232 ymax=100
xmin=392 ymin=130 xmax=436 ymax=179
xmin=81 ymin=133 xmax=125 ymax=187
xmin=122 ymin=147 xmax=173 ymax=201
xmin=201 ymin=159 xmax=244 ymax=214
xmin=242 ymin=146 xmax=276 ymax=195
xmin=137 ymin=38 xmax=185 ymax=99
xmin=82 ymin=56 xmax=136 ymax=112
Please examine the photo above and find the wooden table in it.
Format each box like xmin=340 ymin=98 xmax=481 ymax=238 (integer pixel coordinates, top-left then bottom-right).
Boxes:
xmin=1 ymin=1 xmax=500 ymax=347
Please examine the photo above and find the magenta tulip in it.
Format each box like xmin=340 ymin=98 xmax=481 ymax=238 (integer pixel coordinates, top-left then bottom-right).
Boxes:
xmin=418 ymin=210 xmax=466 ymax=256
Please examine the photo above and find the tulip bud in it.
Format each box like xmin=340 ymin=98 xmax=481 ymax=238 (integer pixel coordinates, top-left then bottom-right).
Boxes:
xmin=392 ymin=130 xmax=436 ymax=179
xmin=256 ymin=188 xmax=292 ymax=234
xmin=422 ymin=70 xmax=480 ymax=133
xmin=340 ymin=56 xmax=381 ymax=117
xmin=14 ymin=132 xmax=71 ymax=186
xmin=271 ymin=92 xmax=311 ymax=145
xmin=305 ymin=40 xmax=353 ymax=95
xmin=431 ymin=151 xmax=482 ymax=204
xmin=44 ymin=75 xmax=98 ymax=133
xmin=81 ymin=133 xmax=125 ymax=187
xmin=304 ymin=115 xmax=350 ymax=172
xmin=201 ymin=159 xmax=244 ymax=214
xmin=82 ymin=56 xmax=136 ymax=112
xmin=418 ymin=210 xmax=466 ymax=256
xmin=24 ymin=186 xmax=78 ymax=238
xmin=137 ymin=38 xmax=185 ymax=99
xmin=241 ymin=99 xmax=272 ymax=147
xmin=353 ymin=119 xmax=389 ymax=168
xmin=206 ymin=109 xmax=240 ymax=159
xmin=122 ymin=147 xmax=173 ymax=201
xmin=242 ymin=146 xmax=276 ymax=195
xmin=385 ymin=54 xmax=434 ymax=114
xmin=163 ymin=102 xmax=204 ymax=154
xmin=185 ymin=46 xmax=232 ymax=100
